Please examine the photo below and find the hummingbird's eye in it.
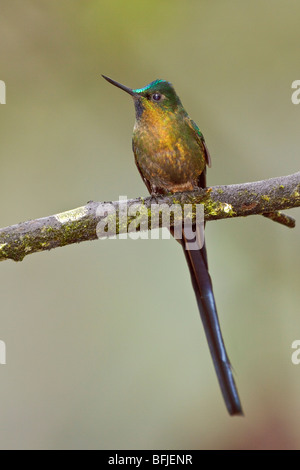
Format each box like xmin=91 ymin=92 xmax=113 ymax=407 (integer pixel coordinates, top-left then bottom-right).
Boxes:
xmin=151 ymin=92 xmax=162 ymax=102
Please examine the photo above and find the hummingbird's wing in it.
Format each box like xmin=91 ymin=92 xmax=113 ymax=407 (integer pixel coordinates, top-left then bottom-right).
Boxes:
xmin=187 ymin=118 xmax=212 ymax=168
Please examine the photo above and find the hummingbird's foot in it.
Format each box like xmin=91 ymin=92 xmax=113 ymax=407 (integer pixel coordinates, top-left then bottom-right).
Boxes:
xmin=150 ymin=193 xmax=161 ymax=205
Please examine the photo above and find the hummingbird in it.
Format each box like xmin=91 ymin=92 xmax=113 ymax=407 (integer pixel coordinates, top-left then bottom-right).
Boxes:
xmin=102 ymin=75 xmax=243 ymax=416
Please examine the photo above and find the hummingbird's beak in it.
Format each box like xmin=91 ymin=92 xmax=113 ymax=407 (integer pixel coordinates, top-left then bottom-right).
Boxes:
xmin=102 ymin=75 xmax=135 ymax=97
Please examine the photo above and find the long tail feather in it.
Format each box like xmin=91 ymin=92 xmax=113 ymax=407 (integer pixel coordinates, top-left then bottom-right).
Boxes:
xmin=181 ymin=229 xmax=243 ymax=416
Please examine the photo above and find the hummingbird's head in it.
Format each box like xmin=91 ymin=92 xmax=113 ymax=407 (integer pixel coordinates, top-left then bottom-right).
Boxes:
xmin=102 ymin=75 xmax=183 ymax=119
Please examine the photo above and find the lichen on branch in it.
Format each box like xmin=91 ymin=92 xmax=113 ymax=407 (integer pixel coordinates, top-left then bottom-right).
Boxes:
xmin=0 ymin=172 xmax=299 ymax=262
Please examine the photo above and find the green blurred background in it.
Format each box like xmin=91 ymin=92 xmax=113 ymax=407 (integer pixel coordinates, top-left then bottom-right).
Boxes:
xmin=0 ymin=0 xmax=299 ymax=449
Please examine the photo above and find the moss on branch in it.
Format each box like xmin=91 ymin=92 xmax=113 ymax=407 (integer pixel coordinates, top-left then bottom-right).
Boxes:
xmin=0 ymin=172 xmax=299 ymax=262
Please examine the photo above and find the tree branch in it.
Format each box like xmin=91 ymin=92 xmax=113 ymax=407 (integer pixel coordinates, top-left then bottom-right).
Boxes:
xmin=0 ymin=172 xmax=299 ymax=262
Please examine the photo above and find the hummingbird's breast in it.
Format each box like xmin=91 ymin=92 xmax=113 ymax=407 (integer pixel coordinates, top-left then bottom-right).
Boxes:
xmin=132 ymin=106 xmax=206 ymax=194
